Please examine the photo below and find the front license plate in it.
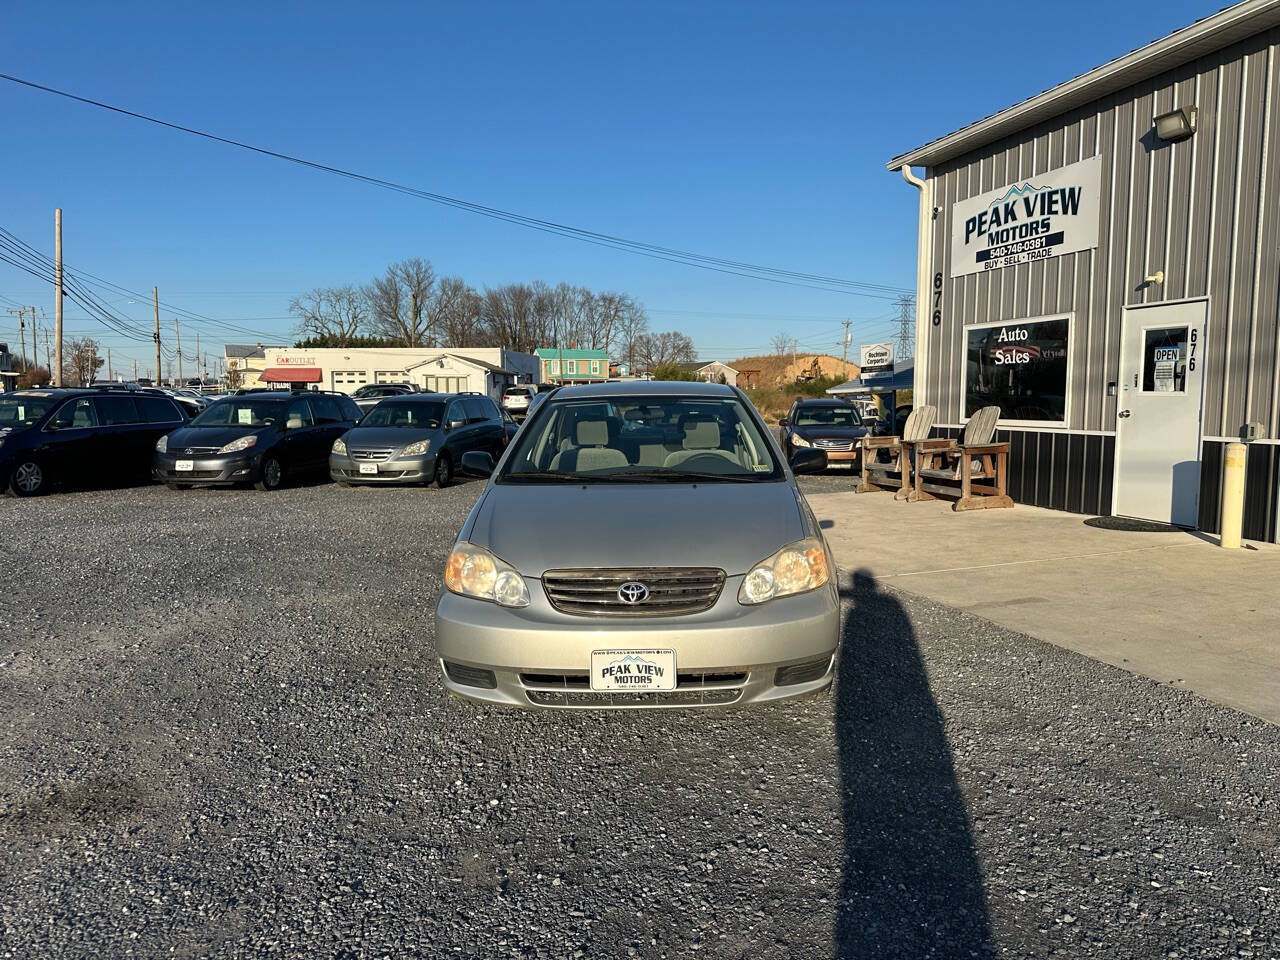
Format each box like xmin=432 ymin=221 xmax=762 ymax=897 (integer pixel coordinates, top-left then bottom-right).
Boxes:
xmin=174 ymin=460 xmax=194 ymax=472
xmin=590 ymin=649 xmax=677 ymax=691
xmin=358 ymin=463 xmax=378 ymax=475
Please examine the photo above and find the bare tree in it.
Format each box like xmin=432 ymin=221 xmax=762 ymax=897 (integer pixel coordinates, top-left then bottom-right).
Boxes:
xmin=289 ymin=286 xmax=368 ymax=346
xmin=430 ymin=276 xmax=483 ymax=346
xmin=480 ymin=283 xmax=542 ymax=353
xmin=366 ymin=258 xmax=435 ymax=346
xmin=64 ymin=337 xmax=104 ymax=386
xmin=770 ymin=332 xmax=794 ymax=357
xmin=633 ymin=330 xmax=696 ymax=370
xmin=616 ymin=297 xmax=649 ymax=371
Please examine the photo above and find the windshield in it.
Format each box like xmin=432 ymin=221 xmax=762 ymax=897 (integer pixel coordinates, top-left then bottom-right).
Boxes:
xmin=795 ymin=405 xmax=862 ymax=428
xmin=191 ymin=398 xmax=285 ymax=427
xmin=358 ymin=400 xmax=444 ymax=428
xmin=0 ymin=394 xmax=57 ymax=427
xmin=501 ymin=395 xmax=782 ymax=483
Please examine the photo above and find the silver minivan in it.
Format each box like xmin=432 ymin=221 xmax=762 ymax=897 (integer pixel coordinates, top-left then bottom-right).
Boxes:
xmin=435 ymin=381 xmax=839 ymax=709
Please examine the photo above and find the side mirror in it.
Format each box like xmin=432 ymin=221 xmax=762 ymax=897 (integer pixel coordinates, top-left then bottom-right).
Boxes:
xmin=778 ymin=417 xmax=790 ymax=427
xmin=446 ymin=418 xmax=466 ymax=431
xmin=459 ymin=450 xmax=496 ymax=478
xmin=789 ymin=448 xmax=828 ymax=475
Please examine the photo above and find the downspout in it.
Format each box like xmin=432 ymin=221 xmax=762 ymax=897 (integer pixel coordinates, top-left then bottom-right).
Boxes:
xmin=899 ymin=164 xmax=933 ymax=409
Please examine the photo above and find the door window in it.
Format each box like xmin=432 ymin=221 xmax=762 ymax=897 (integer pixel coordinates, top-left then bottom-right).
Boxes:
xmin=137 ymin=396 xmax=182 ymax=423
xmin=462 ymin=397 xmax=490 ymax=422
xmin=94 ymin=396 xmax=141 ymax=425
xmin=53 ymin=398 xmax=99 ymax=429
xmin=1141 ymin=327 xmax=1191 ymax=393
xmin=445 ymin=401 xmax=464 ymax=426
xmin=310 ymin=394 xmax=344 ymax=423
xmin=284 ymin=398 xmax=314 ymax=429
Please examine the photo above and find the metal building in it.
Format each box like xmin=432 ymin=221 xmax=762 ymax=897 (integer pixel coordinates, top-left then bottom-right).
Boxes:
xmin=890 ymin=0 xmax=1280 ymax=541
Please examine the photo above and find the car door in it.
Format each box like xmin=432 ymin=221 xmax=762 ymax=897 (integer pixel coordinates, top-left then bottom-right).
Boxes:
xmin=94 ymin=395 xmax=151 ymax=481
xmin=42 ymin=397 xmax=104 ymax=488
xmin=442 ymin=398 xmax=470 ymax=459
xmin=308 ymin=394 xmax=349 ymax=468
xmin=277 ymin=395 xmax=319 ymax=477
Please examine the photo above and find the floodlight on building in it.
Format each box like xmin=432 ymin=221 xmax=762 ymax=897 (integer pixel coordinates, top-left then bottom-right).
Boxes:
xmin=1154 ymin=106 xmax=1196 ymax=142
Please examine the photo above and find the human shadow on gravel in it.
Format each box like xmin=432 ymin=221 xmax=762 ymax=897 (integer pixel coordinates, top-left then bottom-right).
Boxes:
xmin=833 ymin=569 xmax=993 ymax=959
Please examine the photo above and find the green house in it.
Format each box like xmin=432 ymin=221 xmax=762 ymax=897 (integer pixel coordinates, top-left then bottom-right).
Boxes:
xmin=535 ymin=347 xmax=610 ymax=384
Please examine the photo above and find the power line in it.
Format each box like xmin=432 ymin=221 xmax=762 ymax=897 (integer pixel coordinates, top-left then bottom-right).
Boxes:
xmin=0 ymin=72 xmax=912 ymax=301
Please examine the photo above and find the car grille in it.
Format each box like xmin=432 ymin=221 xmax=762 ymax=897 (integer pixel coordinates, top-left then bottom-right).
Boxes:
xmin=541 ymin=567 xmax=726 ymax=617
xmin=519 ymin=670 xmax=746 ymax=690
xmin=525 ymin=689 xmax=742 ymax=709
xmin=351 ymin=448 xmax=394 ymax=462
xmin=161 ymin=470 xmax=223 ymax=480
xmin=813 ymin=439 xmax=855 ymax=451
xmin=341 ymin=468 xmax=407 ymax=479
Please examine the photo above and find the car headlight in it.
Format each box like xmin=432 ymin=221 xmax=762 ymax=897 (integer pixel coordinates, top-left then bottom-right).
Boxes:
xmin=738 ymin=537 xmax=830 ymax=605
xmin=444 ymin=542 xmax=530 ymax=608
xmin=400 ymin=439 xmax=430 ymax=457
xmin=155 ymin=434 xmax=167 ymax=453
xmin=790 ymin=434 xmax=811 ymax=447
xmin=332 ymin=437 xmax=347 ymax=455
xmin=217 ymin=435 xmax=258 ymax=454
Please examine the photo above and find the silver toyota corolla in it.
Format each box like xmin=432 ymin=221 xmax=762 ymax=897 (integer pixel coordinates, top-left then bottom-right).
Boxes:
xmin=435 ymin=380 xmax=840 ymax=709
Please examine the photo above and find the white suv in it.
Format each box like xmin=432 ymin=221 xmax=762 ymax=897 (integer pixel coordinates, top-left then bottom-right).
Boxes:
xmin=501 ymin=385 xmax=537 ymax=418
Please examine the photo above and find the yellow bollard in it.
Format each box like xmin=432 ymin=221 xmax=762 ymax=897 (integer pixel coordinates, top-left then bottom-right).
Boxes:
xmin=1219 ymin=442 xmax=1246 ymax=549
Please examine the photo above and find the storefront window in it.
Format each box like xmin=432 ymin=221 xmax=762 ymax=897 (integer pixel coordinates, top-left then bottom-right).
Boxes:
xmin=1141 ymin=327 xmax=1189 ymax=393
xmin=965 ymin=316 xmax=1070 ymax=422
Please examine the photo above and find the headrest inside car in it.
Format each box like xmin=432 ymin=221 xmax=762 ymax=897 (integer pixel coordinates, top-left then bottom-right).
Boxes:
xmin=576 ymin=419 xmax=610 ymax=446
xmin=682 ymin=419 xmax=720 ymax=449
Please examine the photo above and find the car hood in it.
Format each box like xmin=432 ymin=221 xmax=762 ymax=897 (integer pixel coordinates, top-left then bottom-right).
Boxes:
xmin=469 ymin=481 xmax=808 ymax=577
xmin=343 ymin=426 xmax=437 ymax=449
xmin=793 ymin=424 xmax=868 ymax=440
xmin=165 ymin=425 xmax=270 ymax=449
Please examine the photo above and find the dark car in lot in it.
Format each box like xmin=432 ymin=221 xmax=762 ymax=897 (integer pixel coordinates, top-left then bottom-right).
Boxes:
xmin=154 ymin=390 xmax=362 ymax=490
xmin=351 ymin=382 xmax=418 ymax=414
xmin=779 ymin=398 xmax=869 ymax=468
xmin=330 ymin=392 xmax=508 ymax=487
xmin=1 ymin=388 xmax=187 ymax=496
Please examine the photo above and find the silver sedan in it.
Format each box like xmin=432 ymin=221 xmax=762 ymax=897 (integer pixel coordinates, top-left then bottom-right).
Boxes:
xmin=434 ymin=380 xmax=840 ymax=709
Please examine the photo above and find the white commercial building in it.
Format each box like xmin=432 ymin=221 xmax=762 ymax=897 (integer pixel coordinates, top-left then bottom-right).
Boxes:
xmin=258 ymin=347 xmax=538 ymax=401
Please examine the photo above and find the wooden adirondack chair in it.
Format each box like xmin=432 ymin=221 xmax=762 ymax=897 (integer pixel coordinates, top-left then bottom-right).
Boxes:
xmin=911 ymin=405 xmax=1013 ymax=510
xmin=857 ymin=404 xmax=937 ymax=499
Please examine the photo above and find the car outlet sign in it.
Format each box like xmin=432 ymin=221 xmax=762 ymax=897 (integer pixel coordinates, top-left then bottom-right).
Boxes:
xmin=950 ymin=155 xmax=1102 ymax=277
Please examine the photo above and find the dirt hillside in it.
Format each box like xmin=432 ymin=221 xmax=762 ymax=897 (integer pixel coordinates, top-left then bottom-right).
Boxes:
xmin=730 ymin=353 xmax=860 ymax=386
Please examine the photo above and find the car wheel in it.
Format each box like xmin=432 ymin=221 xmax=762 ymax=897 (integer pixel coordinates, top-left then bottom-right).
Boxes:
xmin=9 ymin=459 xmax=46 ymax=496
xmin=255 ymin=456 xmax=284 ymax=491
xmin=432 ymin=453 xmax=453 ymax=488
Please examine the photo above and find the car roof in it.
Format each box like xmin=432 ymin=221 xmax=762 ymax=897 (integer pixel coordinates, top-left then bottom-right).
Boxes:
xmin=554 ymin=380 xmax=737 ymax=399
xmin=795 ymin=397 xmax=852 ymax=406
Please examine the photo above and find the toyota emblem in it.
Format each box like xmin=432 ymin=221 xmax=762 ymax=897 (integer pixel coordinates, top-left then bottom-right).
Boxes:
xmin=617 ymin=581 xmax=649 ymax=604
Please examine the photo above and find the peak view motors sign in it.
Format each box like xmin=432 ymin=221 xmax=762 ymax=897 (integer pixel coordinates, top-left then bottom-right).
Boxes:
xmin=950 ymin=155 xmax=1102 ymax=277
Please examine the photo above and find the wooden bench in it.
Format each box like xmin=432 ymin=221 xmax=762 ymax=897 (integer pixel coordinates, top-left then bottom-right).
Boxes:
xmin=856 ymin=404 xmax=937 ymax=500
xmin=911 ymin=405 xmax=1014 ymax=511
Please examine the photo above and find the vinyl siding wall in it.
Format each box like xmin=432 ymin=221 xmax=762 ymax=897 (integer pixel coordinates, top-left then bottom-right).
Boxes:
xmin=923 ymin=25 xmax=1280 ymax=442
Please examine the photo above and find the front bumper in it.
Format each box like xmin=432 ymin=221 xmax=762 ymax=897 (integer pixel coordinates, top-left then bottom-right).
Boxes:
xmin=330 ymin=451 xmax=434 ymax=484
xmin=153 ymin=451 xmax=257 ymax=485
xmin=435 ymin=575 xmax=841 ymax=709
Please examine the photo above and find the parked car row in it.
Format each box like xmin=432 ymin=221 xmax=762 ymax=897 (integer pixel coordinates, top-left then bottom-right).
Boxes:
xmin=0 ymin=386 xmax=519 ymax=496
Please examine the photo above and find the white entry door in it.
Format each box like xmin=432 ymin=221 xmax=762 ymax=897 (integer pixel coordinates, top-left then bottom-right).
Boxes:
xmin=1113 ymin=299 xmax=1208 ymax=526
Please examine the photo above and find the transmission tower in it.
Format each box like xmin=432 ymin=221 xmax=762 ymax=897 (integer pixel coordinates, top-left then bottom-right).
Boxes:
xmin=894 ymin=294 xmax=915 ymax=360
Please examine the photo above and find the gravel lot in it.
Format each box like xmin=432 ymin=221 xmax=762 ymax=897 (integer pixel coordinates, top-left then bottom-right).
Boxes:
xmin=1 ymin=476 xmax=1277 ymax=958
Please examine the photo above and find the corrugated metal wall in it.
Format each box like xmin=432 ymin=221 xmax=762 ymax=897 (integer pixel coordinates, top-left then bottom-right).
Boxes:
xmin=924 ymin=26 xmax=1280 ymax=440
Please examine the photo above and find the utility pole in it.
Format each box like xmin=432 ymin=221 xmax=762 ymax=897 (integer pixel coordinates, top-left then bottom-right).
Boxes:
xmin=841 ymin=318 xmax=853 ymax=375
xmin=6 ymin=307 xmax=32 ymax=372
xmin=54 ymin=208 xmax=63 ymax=386
xmin=153 ymin=286 xmax=162 ymax=387
xmin=107 ymin=347 xmax=113 ymax=381
xmin=43 ymin=328 xmax=52 ymax=377
xmin=792 ymin=338 xmax=798 ymax=381
xmin=133 ymin=358 xmax=137 ymax=382
xmin=194 ymin=332 xmax=200 ymax=383
xmin=174 ymin=316 xmax=183 ymax=385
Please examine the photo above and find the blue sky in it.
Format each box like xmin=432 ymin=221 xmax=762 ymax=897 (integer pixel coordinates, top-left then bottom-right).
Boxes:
xmin=1 ymin=0 xmax=1212 ymax=373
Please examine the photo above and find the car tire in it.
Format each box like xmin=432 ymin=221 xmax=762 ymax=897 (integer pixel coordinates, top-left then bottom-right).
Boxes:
xmin=432 ymin=453 xmax=453 ymax=488
xmin=9 ymin=459 xmax=47 ymax=496
xmin=255 ymin=456 xmax=284 ymax=491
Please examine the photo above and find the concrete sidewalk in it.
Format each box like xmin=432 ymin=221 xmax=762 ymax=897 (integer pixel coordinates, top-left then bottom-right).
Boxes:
xmin=807 ymin=488 xmax=1280 ymax=724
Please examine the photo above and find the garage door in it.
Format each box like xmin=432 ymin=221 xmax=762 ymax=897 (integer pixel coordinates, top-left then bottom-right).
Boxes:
xmin=332 ymin=370 xmax=368 ymax=390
